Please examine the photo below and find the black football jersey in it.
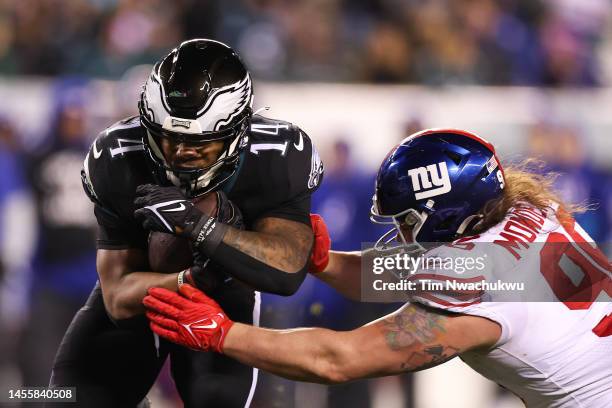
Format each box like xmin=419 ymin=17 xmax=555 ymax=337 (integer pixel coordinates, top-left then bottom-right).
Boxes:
xmin=81 ymin=114 xmax=324 ymax=250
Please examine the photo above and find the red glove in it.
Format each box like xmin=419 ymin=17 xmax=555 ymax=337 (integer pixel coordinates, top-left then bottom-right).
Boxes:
xmin=143 ymin=284 xmax=234 ymax=353
xmin=309 ymin=213 xmax=331 ymax=273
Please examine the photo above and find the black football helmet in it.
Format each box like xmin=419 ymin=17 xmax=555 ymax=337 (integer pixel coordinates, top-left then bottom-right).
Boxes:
xmin=139 ymin=39 xmax=253 ymax=196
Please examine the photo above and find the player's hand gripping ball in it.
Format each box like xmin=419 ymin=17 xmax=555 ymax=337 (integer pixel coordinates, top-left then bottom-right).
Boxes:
xmin=134 ymin=184 xmax=216 ymax=236
xmin=136 ymin=184 xmax=243 ymax=273
xmin=145 ymin=191 xmax=216 ymax=273
xmin=144 ymin=284 xmax=234 ymax=353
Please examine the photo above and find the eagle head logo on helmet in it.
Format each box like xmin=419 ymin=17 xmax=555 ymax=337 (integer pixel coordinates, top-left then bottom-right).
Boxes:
xmin=139 ymin=39 xmax=254 ymax=197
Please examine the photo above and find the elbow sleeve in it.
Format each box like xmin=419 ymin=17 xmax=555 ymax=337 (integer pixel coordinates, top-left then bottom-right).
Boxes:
xmin=210 ymin=242 xmax=307 ymax=296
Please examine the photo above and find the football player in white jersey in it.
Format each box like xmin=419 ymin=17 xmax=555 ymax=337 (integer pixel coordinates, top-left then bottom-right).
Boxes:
xmin=142 ymin=129 xmax=612 ymax=407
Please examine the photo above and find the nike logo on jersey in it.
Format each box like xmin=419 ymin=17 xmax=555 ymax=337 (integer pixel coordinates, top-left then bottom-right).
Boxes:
xmin=92 ymin=141 xmax=103 ymax=159
xmin=294 ymin=131 xmax=304 ymax=151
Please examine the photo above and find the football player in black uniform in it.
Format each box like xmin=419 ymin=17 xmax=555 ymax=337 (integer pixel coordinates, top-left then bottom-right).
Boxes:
xmin=49 ymin=39 xmax=324 ymax=407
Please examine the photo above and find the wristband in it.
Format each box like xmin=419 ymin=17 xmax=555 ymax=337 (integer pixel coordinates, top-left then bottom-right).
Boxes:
xmin=179 ymin=268 xmax=197 ymax=287
xmin=177 ymin=269 xmax=187 ymax=287
xmin=191 ymin=216 xmax=229 ymax=256
xmin=178 ymin=268 xmax=196 ymax=288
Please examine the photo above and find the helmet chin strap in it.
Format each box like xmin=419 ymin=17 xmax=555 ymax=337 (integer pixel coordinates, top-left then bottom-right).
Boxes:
xmin=166 ymin=159 xmax=225 ymax=194
xmin=193 ymin=160 xmax=225 ymax=190
xmin=147 ymin=131 xmax=167 ymax=165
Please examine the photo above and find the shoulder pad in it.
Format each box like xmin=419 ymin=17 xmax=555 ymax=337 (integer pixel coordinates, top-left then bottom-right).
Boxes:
xmin=96 ymin=116 xmax=144 ymax=158
xmin=246 ymin=115 xmax=324 ymax=195
xmin=81 ymin=116 xmax=149 ymax=218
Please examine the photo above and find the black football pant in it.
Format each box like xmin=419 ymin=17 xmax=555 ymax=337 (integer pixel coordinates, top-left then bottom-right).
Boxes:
xmin=48 ymin=281 xmax=259 ymax=408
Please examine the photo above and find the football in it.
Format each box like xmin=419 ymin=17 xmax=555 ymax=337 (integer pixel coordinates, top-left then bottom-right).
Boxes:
xmin=147 ymin=192 xmax=218 ymax=273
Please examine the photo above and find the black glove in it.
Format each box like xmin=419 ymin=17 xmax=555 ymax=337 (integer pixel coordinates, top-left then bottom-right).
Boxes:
xmin=134 ymin=184 xmax=202 ymax=236
xmin=134 ymin=184 xmax=242 ymax=256
xmin=214 ymin=190 xmax=244 ymax=230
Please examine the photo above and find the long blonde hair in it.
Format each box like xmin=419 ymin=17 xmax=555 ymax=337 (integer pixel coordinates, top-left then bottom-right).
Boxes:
xmin=471 ymin=159 xmax=586 ymax=234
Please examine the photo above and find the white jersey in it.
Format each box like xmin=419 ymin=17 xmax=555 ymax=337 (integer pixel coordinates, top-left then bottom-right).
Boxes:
xmin=411 ymin=203 xmax=612 ymax=407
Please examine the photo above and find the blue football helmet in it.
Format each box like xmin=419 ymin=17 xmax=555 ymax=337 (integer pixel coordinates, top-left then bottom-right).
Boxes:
xmin=371 ymin=128 xmax=505 ymax=253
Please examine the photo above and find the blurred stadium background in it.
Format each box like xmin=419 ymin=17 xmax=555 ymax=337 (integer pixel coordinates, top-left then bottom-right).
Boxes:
xmin=0 ymin=1 xmax=610 ymax=407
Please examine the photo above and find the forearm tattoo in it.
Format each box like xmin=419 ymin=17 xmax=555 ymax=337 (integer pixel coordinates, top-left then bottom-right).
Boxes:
xmin=222 ymin=218 xmax=313 ymax=272
xmin=382 ymin=304 xmax=446 ymax=348
xmin=382 ymin=304 xmax=460 ymax=371
xmin=401 ymin=344 xmax=461 ymax=371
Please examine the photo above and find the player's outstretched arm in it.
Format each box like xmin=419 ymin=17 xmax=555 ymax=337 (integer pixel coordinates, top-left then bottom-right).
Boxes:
xmin=224 ymin=303 xmax=500 ymax=383
xmin=308 ymin=214 xmax=363 ymax=300
xmin=313 ymin=251 xmax=363 ymax=301
xmin=144 ymin=285 xmax=501 ymax=383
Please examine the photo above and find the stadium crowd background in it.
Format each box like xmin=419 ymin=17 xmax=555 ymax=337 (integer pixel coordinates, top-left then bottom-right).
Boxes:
xmin=2 ymin=0 xmax=611 ymax=85
xmin=0 ymin=1 xmax=610 ymax=407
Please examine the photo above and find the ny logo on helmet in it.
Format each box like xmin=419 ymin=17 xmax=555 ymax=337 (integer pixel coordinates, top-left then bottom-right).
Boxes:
xmin=407 ymin=162 xmax=451 ymax=200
